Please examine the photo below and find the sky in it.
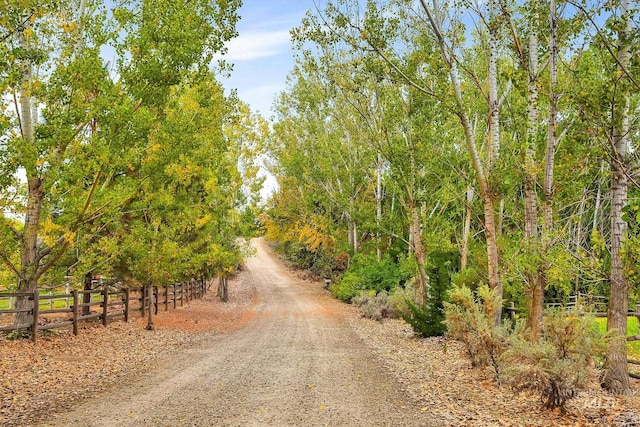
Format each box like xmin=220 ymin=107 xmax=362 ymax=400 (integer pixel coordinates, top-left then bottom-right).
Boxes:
xmin=216 ymin=1 xmax=320 ymax=200
xmin=217 ymin=0 xmax=319 ymax=119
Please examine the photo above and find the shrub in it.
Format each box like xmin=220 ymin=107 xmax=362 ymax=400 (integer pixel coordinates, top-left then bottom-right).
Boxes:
xmin=401 ymin=298 xmax=448 ymax=337
xmin=404 ymin=249 xmax=460 ymax=337
xmin=330 ymin=254 xmax=412 ymax=302
xmin=443 ymin=285 xmax=509 ymax=378
xmin=500 ymin=311 xmax=607 ymax=412
xmin=330 ymin=270 xmax=363 ymax=302
xmin=388 ymin=278 xmax=416 ymax=316
xmin=352 ymin=290 xmax=398 ymax=320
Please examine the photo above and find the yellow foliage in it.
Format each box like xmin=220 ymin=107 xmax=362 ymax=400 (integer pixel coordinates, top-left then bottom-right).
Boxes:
xmin=264 ymin=210 xmax=335 ymax=254
xmin=195 ymin=214 xmax=211 ymax=228
xmin=41 ymin=220 xmax=73 ymax=248
xmin=298 ymin=221 xmax=335 ymax=252
xmin=61 ymin=22 xmax=77 ymax=32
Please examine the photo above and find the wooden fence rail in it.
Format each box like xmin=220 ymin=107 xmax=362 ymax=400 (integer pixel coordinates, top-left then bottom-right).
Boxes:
xmin=0 ymin=278 xmax=210 ymax=343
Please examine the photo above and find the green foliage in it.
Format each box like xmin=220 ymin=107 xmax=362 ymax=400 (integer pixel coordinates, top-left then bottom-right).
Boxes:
xmin=401 ymin=249 xmax=460 ymax=337
xmin=595 ymin=317 xmax=640 ymax=360
xmin=444 ymin=285 xmax=509 ymax=378
xmin=402 ymin=298 xmax=447 ymax=337
xmin=0 ymin=0 xmax=254 ymax=295
xmin=501 ymin=312 xmax=607 ymax=412
xmin=330 ymin=253 xmax=413 ymax=302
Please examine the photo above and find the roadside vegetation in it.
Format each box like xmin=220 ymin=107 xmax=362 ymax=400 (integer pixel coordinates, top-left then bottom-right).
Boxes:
xmin=262 ymin=0 xmax=640 ymax=404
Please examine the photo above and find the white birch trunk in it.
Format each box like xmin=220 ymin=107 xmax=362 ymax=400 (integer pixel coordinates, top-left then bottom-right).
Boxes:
xmin=420 ymin=0 xmax=502 ymax=323
xmin=542 ymin=0 xmax=558 ymax=235
xmin=604 ymin=0 xmax=632 ymax=395
xmin=376 ymin=153 xmax=382 ymax=262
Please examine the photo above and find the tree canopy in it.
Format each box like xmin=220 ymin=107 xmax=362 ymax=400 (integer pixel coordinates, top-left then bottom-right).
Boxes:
xmin=0 ymin=0 xmax=264 ymax=301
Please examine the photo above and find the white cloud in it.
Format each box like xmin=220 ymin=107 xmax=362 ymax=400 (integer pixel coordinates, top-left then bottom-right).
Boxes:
xmin=235 ymin=84 xmax=285 ymax=116
xmin=216 ymin=30 xmax=291 ymax=61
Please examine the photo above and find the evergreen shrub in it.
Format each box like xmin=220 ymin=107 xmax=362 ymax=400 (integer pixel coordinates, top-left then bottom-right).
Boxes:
xmin=401 ymin=250 xmax=459 ymax=337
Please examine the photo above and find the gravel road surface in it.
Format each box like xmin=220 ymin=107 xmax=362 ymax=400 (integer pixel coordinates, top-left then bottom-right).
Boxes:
xmin=43 ymin=239 xmax=434 ymax=426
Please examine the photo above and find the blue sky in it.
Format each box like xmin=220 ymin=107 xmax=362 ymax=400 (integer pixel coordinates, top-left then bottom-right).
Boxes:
xmin=217 ymin=0 xmax=318 ymax=119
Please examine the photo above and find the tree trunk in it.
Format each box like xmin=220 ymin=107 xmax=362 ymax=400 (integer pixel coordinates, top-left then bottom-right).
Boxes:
xmin=12 ymin=21 xmax=45 ymax=329
xmin=542 ymin=0 xmax=558 ymax=237
xmin=420 ymin=0 xmax=502 ymax=323
xmin=575 ymin=189 xmax=587 ymax=253
xmin=497 ymin=199 xmax=504 ymax=238
xmin=487 ymin=6 xmax=500 ymax=171
xmin=487 ymin=4 xmax=503 ymax=314
xmin=482 ymin=194 xmax=502 ymax=325
xmin=376 ymin=153 xmax=383 ymax=262
xmin=604 ymin=0 xmax=632 ymax=395
xmin=461 ymin=186 xmax=474 ymax=270
xmin=146 ymin=284 xmax=155 ymax=330
xmin=82 ymin=273 xmax=92 ymax=316
xmin=13 ymin=177 xmax=44 ymax=328
xmin=13 ymin=277 xmax=37 ymax=330
xmin=421 ymin=1 xmax=502 ymax=319
xmin=218 ymin=276 xmax=228 ymax=302
xmin=347 ymin=220 xmax=358 ymax=254
xmin=523 ymin=6 xmax=543 ymax=340
xmin=352 ymin=221 xmax=358 ymax=254
xmin=410 ymin=200 xmax=428 ymax=305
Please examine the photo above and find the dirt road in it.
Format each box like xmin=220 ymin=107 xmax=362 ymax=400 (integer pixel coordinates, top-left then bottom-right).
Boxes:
xmin=44 ymin=239 xmax=433 ymax=426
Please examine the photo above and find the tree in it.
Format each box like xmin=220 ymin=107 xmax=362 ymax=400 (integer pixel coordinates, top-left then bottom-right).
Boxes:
xmin=292 ymin=0 xmax=510 ymax=320
xmin=0 ymin=0 xmax=242 ymax=327
xmin=603 ymin=0 xmax=634 ymax=395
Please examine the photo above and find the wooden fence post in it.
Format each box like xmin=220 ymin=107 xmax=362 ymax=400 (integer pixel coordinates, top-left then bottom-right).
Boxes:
xmin=102 ymin=287 xmax=109 ymax=327
xmin=508 ymin=301 xmax=516 ymax=321
xmin=141 ymin=287 xmax=146 ymax=317
xmin=172 ymin=284 xmax=176 ymax=309
xmin=72 ymin=290 xmax=79 ymax=336
xmin=124 ymin=288 xmax=130 ymax=322
xmin=164 ymin=286 xmax=169 ymax=311
xmin=31 ymin=290 xmax=39 ymax=343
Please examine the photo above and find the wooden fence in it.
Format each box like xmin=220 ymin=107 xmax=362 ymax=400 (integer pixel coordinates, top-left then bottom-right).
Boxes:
xmin=0 ymin=279 xmax=210 ymax=343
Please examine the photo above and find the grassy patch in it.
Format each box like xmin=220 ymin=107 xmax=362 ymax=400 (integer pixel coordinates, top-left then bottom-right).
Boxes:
xmin=595 ymin=317 xmax=640 ymax=359
xmin=0 ymin=290 xmax=76 ymax=311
